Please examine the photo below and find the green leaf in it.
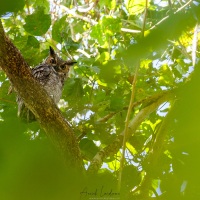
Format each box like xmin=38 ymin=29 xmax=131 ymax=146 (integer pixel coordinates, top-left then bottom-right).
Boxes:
xmin=21 ymin=48 xmax=41 ymax=65
xmin=24 ymin=7 xmax=51 ymax=36
xmin=79 ymin=138 xmax=99 ymax=160
xmin=63 ymin=38 xmax=80 ymax=51
xmin=13 ymin=34 xmax=28 ymax=50
xmin=52 ymin=16 xmax=68 ymax=43
xmin=65 ymin=78 xmax=84 ymax=99
xmin=33 ymin=0 xmax=50 ymax=13
xmin=125 ymin=0 xmax=149 ymax=15
xmin=99 ymin=60 xmax=121 ymax=84
xmin=91 ymin=24 xmax=106 ymax=46
xmin=91 ymin=16 xmax=121 ymax=47
xmin=107 ymin=159 xmax=120 ymax=171
xmin=109 ymin=96 xmax=124 ymax=111
xmin=101 ymin=16 xmax=121 ymax=36
xmin=99 ymin=0 xmax=116 ymax=10
xmin=98 ymin=52 xmax=110 ymax=63
xmin=0 ymin=0 xmax=25 ymax=15
xmin=121 ymin=165 xmax=141 ymax=189
xmin=27 ymin=36 xmax=40 ymax=48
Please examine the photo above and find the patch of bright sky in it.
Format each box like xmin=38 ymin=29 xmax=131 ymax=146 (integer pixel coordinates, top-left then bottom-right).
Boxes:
xmin=1 ymin=12 xmax=12 ymax=19
xmin=71 ymin=110 xmax=94 ymax=123
xmin=0 ymin=109 xmax=4 ymax=122
xmin=193 ymin=1 xmax=200 ymax=6
xmin=154 ymin=0 xmax=169 ymax=7
xmin=157 ymin=102 xmax=170 ymax=117
xmin=94 ymin=140 xmax=101 ymax=147
xmin=84 ymin=161 xmax=112 ymax=171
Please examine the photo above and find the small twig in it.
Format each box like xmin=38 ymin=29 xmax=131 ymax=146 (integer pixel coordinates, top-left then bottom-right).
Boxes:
xmin=76 ymin=0 xmax=99 ymax=13
xmin=150 ymin=0 xmax=193 ymax=30
xmin=118 ymin=64 xmax=139 ymax=189
xmin=177 ymin=39 xmax=192 ymax=60
xmin=168 ymin=39 xmax=192 ymax=61
xmin=76 ymin=49 xmax=91 ymax=58
xmin=192 ymin=24 xmax=198 ymax=66
xmin=77 ymin=131 xmax=87 ymax=141
xmin=168 ymin=0 xmax=172 ymax=10
xmin=61 ymin=5 xmax=97 ymax=25
xmin=121 ymin=28 xmax=141 ymax=33
xmin=0 ymin=98 xmax=16 ymax=104
xmin=97 ymin=112 xmax=116 ymax=123
xmin=25 ymin=0 xmax=31 ymax=15
xmin=69 ymin=21 xmax=76 ymax=41
xmin=175 ymin=0 xmax=193 ymax=13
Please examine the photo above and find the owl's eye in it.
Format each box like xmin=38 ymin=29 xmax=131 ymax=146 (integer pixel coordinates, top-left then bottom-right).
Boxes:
xmin=50 ymin=58 xmax=56 ymax=64
xmin=60 ymin=65 xmax=66 ymax=70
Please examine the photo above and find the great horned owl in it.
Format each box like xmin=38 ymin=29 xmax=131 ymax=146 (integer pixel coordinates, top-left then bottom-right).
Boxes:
xmin=17 ymin=46 xmax=76 ymax=122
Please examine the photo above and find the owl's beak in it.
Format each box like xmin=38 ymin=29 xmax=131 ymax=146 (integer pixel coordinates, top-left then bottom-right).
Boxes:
xmin=65 ymin=61 xmax=77 ymax=66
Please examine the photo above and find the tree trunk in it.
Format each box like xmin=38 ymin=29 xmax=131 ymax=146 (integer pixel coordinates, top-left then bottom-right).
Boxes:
xmin=0 ymin=20 xmax=83 ymax=171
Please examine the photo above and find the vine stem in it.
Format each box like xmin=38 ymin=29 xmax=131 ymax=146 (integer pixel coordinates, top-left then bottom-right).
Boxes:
xmin=118 ymin=64 xmax=139 ymax=189
xmin=142 ymin=0 xmax=148 ymax=37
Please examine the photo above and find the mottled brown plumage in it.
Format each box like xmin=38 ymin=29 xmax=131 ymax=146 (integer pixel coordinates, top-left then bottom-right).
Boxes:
xmin=17 ymin=46 xmax=76 ymax=122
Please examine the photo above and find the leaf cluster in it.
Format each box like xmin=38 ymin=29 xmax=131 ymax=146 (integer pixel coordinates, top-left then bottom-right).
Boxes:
xmin=0 ymin=0 xmax=200 ymax=199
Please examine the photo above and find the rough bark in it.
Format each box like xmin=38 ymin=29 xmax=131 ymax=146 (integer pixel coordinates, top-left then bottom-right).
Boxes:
xmin=0 ymin=20 xmax=83 ymax=171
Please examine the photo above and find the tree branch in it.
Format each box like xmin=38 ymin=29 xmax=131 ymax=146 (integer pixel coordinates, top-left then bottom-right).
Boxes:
xmin=97 ymin=90 xmax=173 ymax=123
xmin=119 ymin=63 xmax=139 ymax=189
xmin=0 ymin=20 xmax=84 ymax=171
xmin=135 ymin=106 xmax=175 ymax=198
xmin=60 ymin=5 xmax=141 ymax=34
xmin=87 ymin=90 xmax=175 ymax=174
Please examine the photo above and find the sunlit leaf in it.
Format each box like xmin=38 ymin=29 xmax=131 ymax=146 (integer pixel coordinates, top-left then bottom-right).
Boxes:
xmin=91 ymin=23 xmax=106 ymax=46
xmin=126 ymin=142 xmax=137 ymax=155
xmin=107 ymin=159 xmax=120 ymax=171
xmin=33 ymin=0 xmax=50 ymax=13
xmin=125 ymin=0 xmax=150 ymax=15
xmin=101 ymin=16 xmax=121 ymax=36
xmin=99 ymin=0 xmax=116 ymax=10
xmin=24 ymin=7 xmax=51 ymax=36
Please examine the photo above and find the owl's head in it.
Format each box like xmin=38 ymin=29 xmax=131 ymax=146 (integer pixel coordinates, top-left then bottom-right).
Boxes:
xmin=45 ymin=46 xmax=77 ymax=73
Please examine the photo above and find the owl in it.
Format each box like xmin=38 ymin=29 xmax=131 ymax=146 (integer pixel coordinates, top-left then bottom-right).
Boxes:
xmin=17 ymin=46 xmax=76 ymax=122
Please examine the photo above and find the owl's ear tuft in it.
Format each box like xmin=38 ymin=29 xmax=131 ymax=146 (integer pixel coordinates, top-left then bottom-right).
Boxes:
xmin=49 ymin=46 xmax=56 ymax=56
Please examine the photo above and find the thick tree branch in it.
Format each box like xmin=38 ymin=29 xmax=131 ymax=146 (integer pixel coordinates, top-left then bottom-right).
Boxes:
xmin=97 ymin=89 xmax=172 ymax=123
xmin=0 ymin=20 xmax=83 ymax=171
xmin=87 ymin=90 xmax=175 ymax=174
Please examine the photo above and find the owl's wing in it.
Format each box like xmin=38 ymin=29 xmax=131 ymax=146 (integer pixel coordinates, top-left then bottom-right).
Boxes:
xmin=32 ymin=64 xmax=53 ymax=84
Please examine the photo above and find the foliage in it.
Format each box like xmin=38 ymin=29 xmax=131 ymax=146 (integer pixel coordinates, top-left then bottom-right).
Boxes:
xmin=0 ymin=0 xmax=200 ymax=199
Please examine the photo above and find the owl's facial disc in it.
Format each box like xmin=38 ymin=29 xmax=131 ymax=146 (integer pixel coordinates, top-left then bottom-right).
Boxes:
xmin=59 ymin=64 xmax=70 ymax=73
